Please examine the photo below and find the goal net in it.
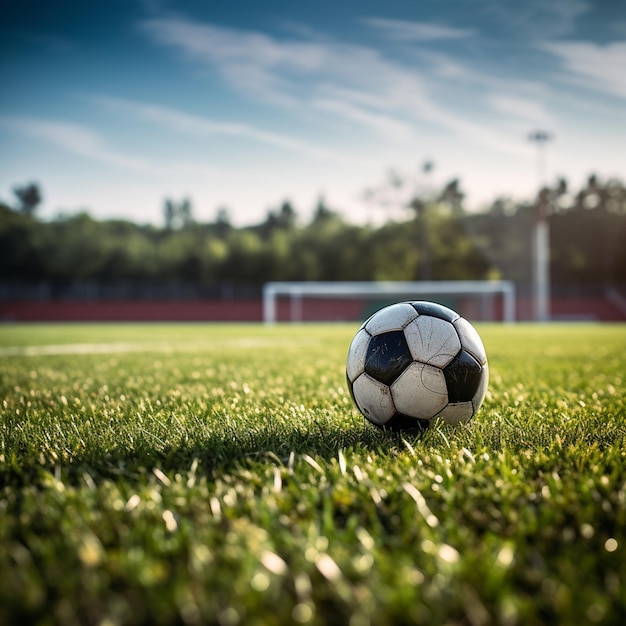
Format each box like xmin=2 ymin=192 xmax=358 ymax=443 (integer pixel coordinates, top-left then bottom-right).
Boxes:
xmin=263 ymin=280 xmax=516 ymax=323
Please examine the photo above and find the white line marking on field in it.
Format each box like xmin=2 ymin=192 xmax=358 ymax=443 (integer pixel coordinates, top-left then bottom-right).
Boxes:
xmin=0 ymin=337 xmax=319 ymax=357
xmin=0 ymin=343 xmax=139 ymax=356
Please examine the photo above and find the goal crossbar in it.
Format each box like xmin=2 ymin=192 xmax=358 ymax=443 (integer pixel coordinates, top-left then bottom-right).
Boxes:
xmin=263 ymin=280 xmax=516 ymax=323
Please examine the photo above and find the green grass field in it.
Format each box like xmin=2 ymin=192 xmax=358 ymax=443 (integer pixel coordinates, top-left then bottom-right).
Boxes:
xmin=1 ymin=322 xmax=625 ymax=626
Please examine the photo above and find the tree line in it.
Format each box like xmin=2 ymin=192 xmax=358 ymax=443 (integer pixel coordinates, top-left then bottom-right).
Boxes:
xmin=2 ymin=175 xmax=625 ymax=297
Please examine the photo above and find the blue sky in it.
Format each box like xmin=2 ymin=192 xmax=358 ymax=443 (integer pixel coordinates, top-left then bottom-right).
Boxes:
xmin=1 ymin=0 xmax=625 ymax=226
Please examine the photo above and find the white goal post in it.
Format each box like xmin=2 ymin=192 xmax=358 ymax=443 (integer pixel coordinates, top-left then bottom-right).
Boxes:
xmin=263 ymin=280 xmax=516 ymax=324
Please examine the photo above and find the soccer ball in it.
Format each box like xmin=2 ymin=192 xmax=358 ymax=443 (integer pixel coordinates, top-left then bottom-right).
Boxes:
xmin=346 ymin=301 xmax=488 ymax=431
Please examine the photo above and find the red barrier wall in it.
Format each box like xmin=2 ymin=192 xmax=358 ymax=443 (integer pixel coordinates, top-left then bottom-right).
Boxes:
xmin=0 ymin=300 xmax=263 ymax=322
xmin=0 ymin=299 xmax=372 ymax=322
xmin=1 ymin=297 xmax=624 ymax=322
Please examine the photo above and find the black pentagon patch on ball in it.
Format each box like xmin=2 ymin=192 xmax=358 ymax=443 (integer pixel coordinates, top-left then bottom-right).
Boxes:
xmin=364 ymin=330 xmax=412 ymax=385
xmin=443 ymin=349 xmax=482 ymax=403
xmin=409 ymin=301 xmax=460 ymax=323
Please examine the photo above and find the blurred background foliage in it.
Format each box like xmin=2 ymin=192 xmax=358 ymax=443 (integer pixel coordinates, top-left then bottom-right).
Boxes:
xmin=2 ymin=174 xmax=625 ymax=298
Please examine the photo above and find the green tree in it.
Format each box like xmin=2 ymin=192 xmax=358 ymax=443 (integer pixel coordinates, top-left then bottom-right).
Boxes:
xmin=163 ymin=197 xmax=194 ymax=230
xmin=257 ymin=200 xmax=298 ymax=239
xmin=0 ymin=204 xmax=45 ymax=279
xmin=13 ymin=182 xmax=42 ymax=217
xmin=213 ymin=207 xmax=232 ymax=238
xmin=550 ymin=175 xmax=626 ymax=286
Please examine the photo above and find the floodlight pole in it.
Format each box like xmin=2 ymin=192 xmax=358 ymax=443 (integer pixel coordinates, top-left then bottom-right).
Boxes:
xmin=528 ymin=130 xmax=552 ymax=322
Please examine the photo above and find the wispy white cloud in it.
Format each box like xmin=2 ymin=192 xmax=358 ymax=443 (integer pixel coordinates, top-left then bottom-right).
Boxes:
xmin=138 ymin=16 xmax=532 ymax=158
xmin=139 ymin=16 xmax=431 ymax=114
xmin=539 ymin=41 xmax=626 ymax=101
xmin=312 ymin=98 xmax=416 ymax=142
xmin=139 ymin=18 xmax=327 ymax=107
xmin=139 ymin=16 xmax=434 ymax=136
xmin=0 ymin=115 xmax=219 ymax=178
xmin=613 ymin=22 xmax=626 ymax=36
xmin=93 ymin=96 xmax=347 ymax=161
xmin=488 ymin=94 xmax=553 ymax=124
xmin=414 ymin=103 xmax=529 ymax=158
xmin=483 ymin=0 xmax=591 ymax=38
xmin=364 ymin=17 xmax=476 ymax=41
xmin=0 ymin=116 xmax=152 ymax=171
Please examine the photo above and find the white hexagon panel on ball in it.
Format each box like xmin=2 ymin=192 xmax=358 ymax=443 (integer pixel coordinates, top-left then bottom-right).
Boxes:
xmin=346 ymin=328 xmax=370 ymax=383
xmin=365 ymin=303 xmax=418 ymax=335
xmin=453 ymin=317 xmax=487 ymax=365
xmin=404 ymin=316 xmax=461 ymax=368
xmin=391 ymin=362 xmax=448 ymax=421
xmin=436 ymin=402 xmax=474 ymax=425
xmin=352 ymin=374 xmax=396 ymax=425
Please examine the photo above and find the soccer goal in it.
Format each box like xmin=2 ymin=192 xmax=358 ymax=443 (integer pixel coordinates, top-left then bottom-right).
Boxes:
xmin=263 ymin=280 xmax=516 ymax=324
